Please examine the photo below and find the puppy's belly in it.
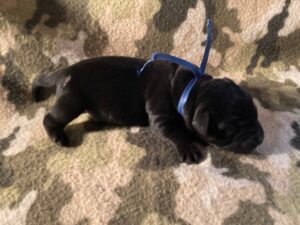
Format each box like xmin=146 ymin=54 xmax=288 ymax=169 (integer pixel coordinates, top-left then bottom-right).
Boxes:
xmin=86 ymin=104 xmax=148 ymax=126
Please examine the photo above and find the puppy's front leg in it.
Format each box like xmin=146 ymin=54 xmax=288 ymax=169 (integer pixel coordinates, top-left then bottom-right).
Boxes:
xmin=146 ymin=101 xmax=205 ymax=164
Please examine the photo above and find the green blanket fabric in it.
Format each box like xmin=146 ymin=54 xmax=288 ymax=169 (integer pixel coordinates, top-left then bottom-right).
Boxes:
xmin=0 ymin=0 xmax=299 ymax=224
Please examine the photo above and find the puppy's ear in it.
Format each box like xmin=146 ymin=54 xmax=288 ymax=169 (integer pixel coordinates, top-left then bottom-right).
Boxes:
xmin=192 ymin=106 xmax=209 ymax=137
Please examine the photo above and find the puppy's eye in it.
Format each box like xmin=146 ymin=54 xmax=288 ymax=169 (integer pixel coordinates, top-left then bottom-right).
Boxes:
xmin=218 ymin=116 xmax=239 ymax=131
xmin=218 ymin=122 xmax=237 ymax=135
xmin=218 ymin=122 xmax=226 ymax=130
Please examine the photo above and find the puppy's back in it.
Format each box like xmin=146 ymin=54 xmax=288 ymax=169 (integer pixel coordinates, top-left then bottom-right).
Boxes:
xmin=66 ymin=56 xmax=148 ymax=125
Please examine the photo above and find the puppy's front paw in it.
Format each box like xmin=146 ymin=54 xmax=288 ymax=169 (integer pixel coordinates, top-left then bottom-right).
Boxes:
xmin=178 ymin=143 xmax=204 ymax=164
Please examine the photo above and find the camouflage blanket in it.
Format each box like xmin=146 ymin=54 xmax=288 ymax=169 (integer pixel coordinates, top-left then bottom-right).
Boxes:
xmin=0 ymin=0 xmax=300 ymax=224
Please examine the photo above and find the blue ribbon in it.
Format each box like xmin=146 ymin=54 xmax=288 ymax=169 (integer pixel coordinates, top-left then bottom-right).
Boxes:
xmin=138 ymin=19 xmax=212 ymax=116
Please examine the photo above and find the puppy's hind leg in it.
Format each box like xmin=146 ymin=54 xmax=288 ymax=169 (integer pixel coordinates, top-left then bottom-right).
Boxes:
xmin=43 ymin=93 xmax=84 ymax=146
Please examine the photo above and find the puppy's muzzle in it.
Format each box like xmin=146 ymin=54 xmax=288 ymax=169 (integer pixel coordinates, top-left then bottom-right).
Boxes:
xmin=225 ymin=123 xmax=264 ymax=154
xmin=241 ymin=132 xmax=264 ymax=152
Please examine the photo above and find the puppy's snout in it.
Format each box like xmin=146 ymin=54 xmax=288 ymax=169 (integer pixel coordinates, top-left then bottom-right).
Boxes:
xmin=242 ymin=125 xmax=264 ymax=152
xmin=242 ymin=138 xmax=260 ymax=152
xmin=220 ymin=122 xmax=264 ymax=154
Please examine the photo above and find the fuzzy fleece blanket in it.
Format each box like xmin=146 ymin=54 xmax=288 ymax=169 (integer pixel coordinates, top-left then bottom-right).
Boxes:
xmin=0 ymin=0 xmax=300 ymax=225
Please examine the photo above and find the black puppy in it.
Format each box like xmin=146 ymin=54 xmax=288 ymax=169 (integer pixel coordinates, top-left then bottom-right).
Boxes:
xmin=32 ymin=56 xmax=264 ymax=163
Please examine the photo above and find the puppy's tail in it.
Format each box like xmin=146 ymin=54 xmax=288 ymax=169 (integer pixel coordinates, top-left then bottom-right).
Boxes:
xmin=31 ymin=70 xmax=62 ymax=102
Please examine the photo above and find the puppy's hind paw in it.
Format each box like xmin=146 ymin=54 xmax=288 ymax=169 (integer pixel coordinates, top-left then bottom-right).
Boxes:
xmin=55 ymin=136 xmax=70 ymax=147
xmin=50 ymin=131 xmax=70 ymax=147
xmin=31 ymin=84 xmax=43 ymax=102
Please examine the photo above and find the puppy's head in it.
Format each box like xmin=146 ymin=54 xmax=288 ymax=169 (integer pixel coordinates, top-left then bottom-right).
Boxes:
xmin=186 ymin=77 xmax=264 ymax=153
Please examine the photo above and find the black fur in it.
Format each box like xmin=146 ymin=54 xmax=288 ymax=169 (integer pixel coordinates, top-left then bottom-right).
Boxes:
xmin=32 ymin=56 xmax=264 ymax=164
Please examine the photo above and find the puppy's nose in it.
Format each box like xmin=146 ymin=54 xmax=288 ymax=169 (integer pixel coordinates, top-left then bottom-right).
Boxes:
xmin=254 ymin=134 xmax=263 ymax=145
xmin=255 ymin=124 xmax=264 ymax=145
